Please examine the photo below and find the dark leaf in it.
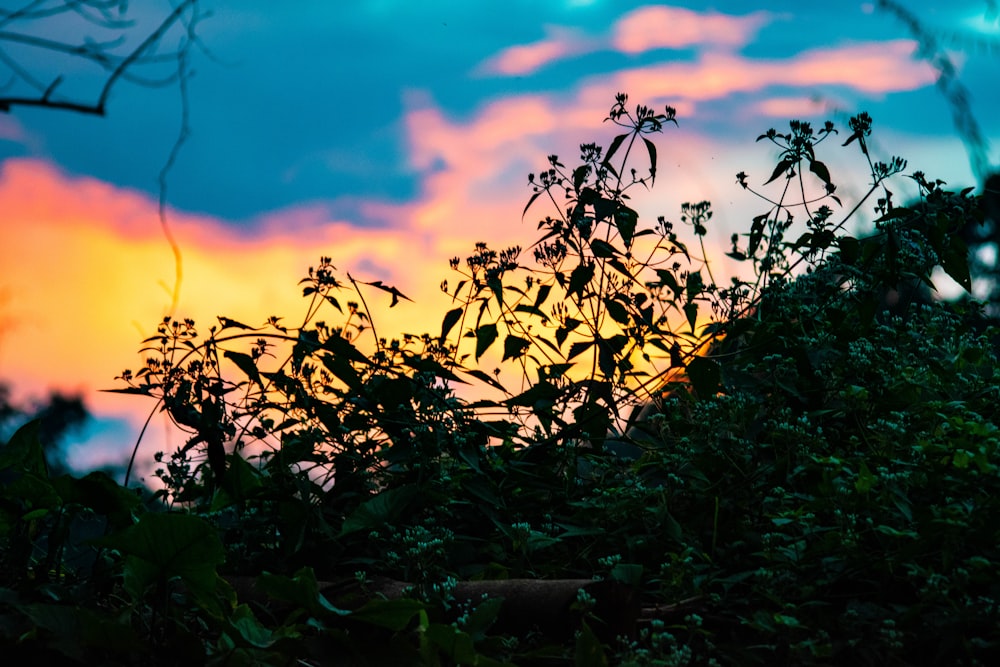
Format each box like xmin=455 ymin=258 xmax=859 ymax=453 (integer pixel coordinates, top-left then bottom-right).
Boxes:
xmin=440 ymin=307 xmax=463 ymax=344
xmin=502 ymin=335 xmax=531 ymax=361
xmin=475 ymin=323 xmax=499 ymax=360
xmin=224 ymin=350 xmax=262 ymax=386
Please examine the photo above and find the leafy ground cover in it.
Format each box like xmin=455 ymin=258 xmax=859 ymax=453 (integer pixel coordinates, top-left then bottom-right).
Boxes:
xmin=2 ymin=94 xmax=998 ymax=665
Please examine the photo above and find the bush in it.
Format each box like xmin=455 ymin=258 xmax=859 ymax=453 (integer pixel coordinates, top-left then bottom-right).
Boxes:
xmin=3 ymin=94 xmax=997 ymax=665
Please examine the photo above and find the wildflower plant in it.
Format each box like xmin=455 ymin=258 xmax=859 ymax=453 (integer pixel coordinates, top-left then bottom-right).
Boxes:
xmin=7 ymin=92 xmax=990 ymax=664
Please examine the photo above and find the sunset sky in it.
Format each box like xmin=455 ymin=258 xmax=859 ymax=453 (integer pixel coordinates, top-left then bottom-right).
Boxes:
xmin=0 ymin=1 xmax=998 ymax=479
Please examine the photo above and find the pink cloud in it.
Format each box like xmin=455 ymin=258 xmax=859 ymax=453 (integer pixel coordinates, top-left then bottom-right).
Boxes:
xmin=476 ymin=25 xmax=590 ymax=76
xmin=606 ymin=40 xmax=935 ymax=103
xmin=611 ymin=6 xmax=773 ymax=54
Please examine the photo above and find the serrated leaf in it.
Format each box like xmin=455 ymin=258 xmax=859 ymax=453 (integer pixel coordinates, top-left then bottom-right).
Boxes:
xmin=502 ymin=335 xmax=531 ymax=361
xmin=567 ymin=262 xmax=596 ymax=300
xmin=604 ymin=297 xmax=630 ymax=325
xmin=567 ymin=339 xmax=595 ymax=360
xmin=475 ymin=323 xmax=499 ymax=360
xmin=534 ymin=284 xmax=552 ymax=308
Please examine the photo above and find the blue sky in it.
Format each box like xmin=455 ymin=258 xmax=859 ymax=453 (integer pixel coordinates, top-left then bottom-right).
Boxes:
xmin=0 ymin=1 xmax=997 ymax=475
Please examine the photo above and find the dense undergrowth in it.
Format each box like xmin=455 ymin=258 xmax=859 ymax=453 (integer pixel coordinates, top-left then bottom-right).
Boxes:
xmin=2 ymin=94 xmax=998 ymax=665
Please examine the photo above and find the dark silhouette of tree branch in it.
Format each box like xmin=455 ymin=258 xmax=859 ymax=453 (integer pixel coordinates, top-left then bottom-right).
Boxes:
xmin=0 ymin=0 xmax=200 ymax=116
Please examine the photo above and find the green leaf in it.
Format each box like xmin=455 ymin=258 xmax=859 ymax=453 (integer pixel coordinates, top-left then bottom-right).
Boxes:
xmin=95 ymin=513 xmax=224 ymax=601
xmin=350 ymin=597 xmax=425 ymax=631
xmin=340 ymin=485 xmax=419 ymax=536
xmin=574 ymin=620 xmax=608 ymax=667
xmin=0 ymin=419 xmax=47 ymax=476
xmin=610 ymin=563 xmax=644 ymax=586
xmin=224 ymin=350 xmax=263 ymax=386
xmin=256 ymin=567 xmax=349 ymax=617
xmin=475 ymin=323 xmax=499 ymax=360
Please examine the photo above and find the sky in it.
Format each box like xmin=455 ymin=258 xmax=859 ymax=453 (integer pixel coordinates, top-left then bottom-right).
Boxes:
xmin=0 ymin=1 xmax=998 ymax=480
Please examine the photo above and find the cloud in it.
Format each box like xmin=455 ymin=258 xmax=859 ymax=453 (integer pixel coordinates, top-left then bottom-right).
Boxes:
xmin=476 ymin=25 xmax=592 ymax=76
xmin=477 ymin=7 xmax=776 ymax=77
xmin=0 ymin=159 xmax=463 ymax=447
xmin=610 ymin=6 xmax=773 ymax=54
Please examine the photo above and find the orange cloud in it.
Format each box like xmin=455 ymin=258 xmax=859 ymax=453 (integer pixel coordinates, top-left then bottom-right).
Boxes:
xmin=611 ymin=6 xmax=773 ymax=54
xmin=0 ymin=159 xmax=462 ymax=425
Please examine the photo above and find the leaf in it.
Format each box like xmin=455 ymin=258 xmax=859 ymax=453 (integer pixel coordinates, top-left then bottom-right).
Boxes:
xmin=352 ymin=276 xmax=412 ymax=307
xmin=462 ymin=368 xmax=507 ymax=391
xmin=594 ymin=196 xmax=617 ymax=223
xmin=604 ymin=297 xmax=630 ymax=325
xmin=567 ymin=339 xmax=595 ymax=360
xmin=764 ymin=157 xmax=793 ymax=185
xmin=590 ymin=238 xmax=619 ymax=258
xmin=522 ymin=190 xmax=543 ymax=219
xmin=340 ymin=485 xmax=419 ymax=536
xmin=224 ymin=350 xmax=262 ymax=386
xmin=513 ymin=304 xmax=548 ymax=319
xmin=809 ymin=159 xmax=833 ymax=187
xmin=642 ymin=136 xmax=658 ymax=180
xmin=567 ymin=262 xmax=596 ymax=300
xmin=0 ymin=419 xmax=47 ymax=475
xmin=502 ymin=335 xmax=531 ymax=362
xmin=350 ymin=598 xmax=425 ymax=631
xmin=217 ymin=316 xmax=254 ymax=330
xmin=95 ymin=513 xmax=224 ymax=601
xmin=439 ymin=307 xmax=463 ymax=344
xmin=683 ymin=302 xmax=698 ymax=333
xmin=534 ymin=283 xmax=552 ymax=309
xmin=256 ymin=567 xmax=349 ymax=617
xmin=574 ymin=620 xmax=608 ymax=667
xmin=748 ymin=214 xmax=768 ymax=257
xmin=940 ymin=238 xmax=972 ymax=291
xmin=475 ymin=323 xmax=499 ymax=360
xmin=572 ymin=165 xmax=590 ymax=193
xmin=321 ymin=352 xmax=363 ymax=390
xmin=601 ymin=133 xmax=628 ymax=170
xmin=687 ymin=356 xmax=721 ymax=398
xmin=615 ymin=204 xmax=638 ymax=247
